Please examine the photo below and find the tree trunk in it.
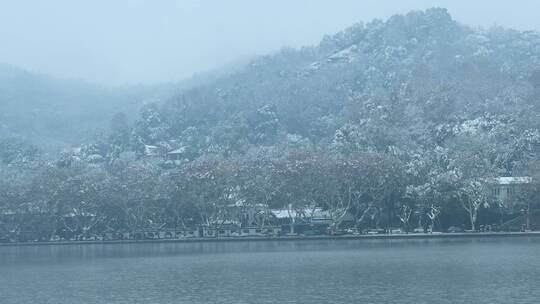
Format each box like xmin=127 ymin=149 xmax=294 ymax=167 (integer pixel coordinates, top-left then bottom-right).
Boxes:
xmin=469 ymin=212 xmax=475 ymax=231
xmin=526 ymin=201 xmax=531 ymax=231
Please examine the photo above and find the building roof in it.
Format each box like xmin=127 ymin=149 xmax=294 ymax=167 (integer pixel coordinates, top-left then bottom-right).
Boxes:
xmin=167 ymin=147 xmax=186 ymax=155
xmin=271 ymin=207 xmax=331 ymax=219
xmin=327 ymin=45 xmax=358 ymax=62
xmin=492 ymin=177 xmax=532 ymax=185
xmin=311 ymin=208 xmax=332 ymax=219
xmin=271 ymin=209 xmax=298 ymax=219
xmin=144 ymin=145 xmax=159 ymax=156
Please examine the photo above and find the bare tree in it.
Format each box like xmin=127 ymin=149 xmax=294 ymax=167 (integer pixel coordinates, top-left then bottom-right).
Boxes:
xmin=426 ymin=205 xmax=441 ymax=232
xmin=458 ymin=180 xmax=488 ymax=231
xmin=397 ymin=204 xmax=413 ymax=233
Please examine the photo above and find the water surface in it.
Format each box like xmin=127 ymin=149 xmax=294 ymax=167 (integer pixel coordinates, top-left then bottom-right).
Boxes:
xmin=1 ymin=237 xmax=539 ymax=304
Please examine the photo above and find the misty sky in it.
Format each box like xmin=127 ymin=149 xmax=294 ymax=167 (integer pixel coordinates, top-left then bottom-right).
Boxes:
xmin=1 ymin=0 xmax=539 ymax=86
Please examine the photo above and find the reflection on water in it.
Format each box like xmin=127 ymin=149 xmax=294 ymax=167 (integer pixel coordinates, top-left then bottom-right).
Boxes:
xmin=1 ymin=237 xmax=539 ymax=304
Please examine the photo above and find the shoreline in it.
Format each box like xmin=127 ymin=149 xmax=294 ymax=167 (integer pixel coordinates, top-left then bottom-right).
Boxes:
xmin=2 ymin=231 xmax=540 ymax=247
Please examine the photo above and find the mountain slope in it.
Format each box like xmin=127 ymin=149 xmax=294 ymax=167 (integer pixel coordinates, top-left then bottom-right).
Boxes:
xmin=4 ymin=8 xmax=540 ymax=236
xmin=122 ymin=8 xmax=540 ymax=175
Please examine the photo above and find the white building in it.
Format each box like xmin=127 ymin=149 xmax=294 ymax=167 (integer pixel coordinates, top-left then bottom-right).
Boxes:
xmin=487 ymin=177 xmax=533 ymax=208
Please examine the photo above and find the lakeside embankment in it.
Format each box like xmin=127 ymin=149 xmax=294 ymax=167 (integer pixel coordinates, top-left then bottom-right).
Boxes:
xmin=2 ymin=231 xmax=540 ymax=247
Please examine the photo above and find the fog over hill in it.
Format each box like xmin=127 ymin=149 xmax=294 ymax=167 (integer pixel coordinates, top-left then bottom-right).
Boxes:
xmin=0 ymin=64 xmax=178 ymax=150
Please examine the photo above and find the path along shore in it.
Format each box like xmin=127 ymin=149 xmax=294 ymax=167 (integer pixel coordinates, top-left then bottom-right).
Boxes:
xmin=2 ymin=231 xmax=540 ymax=247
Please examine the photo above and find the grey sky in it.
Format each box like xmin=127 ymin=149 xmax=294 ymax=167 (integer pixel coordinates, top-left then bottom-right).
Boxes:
xmin=1 ymin=0 xmax=539 ymax=85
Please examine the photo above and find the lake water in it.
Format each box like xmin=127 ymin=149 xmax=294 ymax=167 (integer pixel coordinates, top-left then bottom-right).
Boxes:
xmin=1 ymin=237 xmax=539 ymax=304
